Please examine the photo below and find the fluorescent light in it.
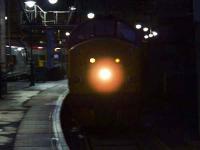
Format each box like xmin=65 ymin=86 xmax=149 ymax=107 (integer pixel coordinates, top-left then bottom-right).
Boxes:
xmin=24 ymin=0 xmax=36 ymax=8
xmin=48 ymin=0 xmax=58 ymax=4
xmin=143 ymin=27 xmax=149 ymax=32
xmin=87 ymin=12 xmax=95 ymax=19
xmin=144 ymin=35 xmax=149 ymax=39
xmin=135 ymin=24 xmax=142 ymax=29
xmin=152 ymin=31 xmax=158 ymax=36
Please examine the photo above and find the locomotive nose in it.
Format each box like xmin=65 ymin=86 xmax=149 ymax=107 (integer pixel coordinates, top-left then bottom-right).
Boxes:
xmin=88 ymin=58 xmax=123 ymax=93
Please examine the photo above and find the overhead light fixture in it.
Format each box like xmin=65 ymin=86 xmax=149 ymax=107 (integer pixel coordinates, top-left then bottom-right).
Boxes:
xmin=149 ymin=33 xmax=153 ymax=38
xmin=37 ymin=46 xmax=44 ymax=50
xmin=90 ymin=58 xmax=96 ymax=63
xmin=17 ymin=47 xmax=24 ymax=51
xmin=54 ymin=47 xmax=61 ymax=52
xmin=144 ymin=35 xmax=149 ymax=39
xmin=115 ymin=58 xmax=120 ymax=63
xmin=143 ymin=27 xmax=149 ymax=32
xmin=135 ymin=24 xmax=142 ymax=29
xmin=24 ymin=0 xmax=36 ymax=8
xmin=70 ymin=6 xmax=76 ymax=11
xmin=152 ymin=31 xmax=158 ymax=36
xmin=87 ymin=12 xmax=95 ymax=19
xmin=48 ymin=0 xmax=58 ymax=4
xmin=5 ymin=16 xmax=7 ymax=20
xmin=65 ymin=32 xmax=70 ymax=37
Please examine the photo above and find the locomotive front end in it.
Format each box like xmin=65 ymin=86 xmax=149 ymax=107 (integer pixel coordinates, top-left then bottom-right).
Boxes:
xmin=88 ymin=57 xmax=124 ymax=94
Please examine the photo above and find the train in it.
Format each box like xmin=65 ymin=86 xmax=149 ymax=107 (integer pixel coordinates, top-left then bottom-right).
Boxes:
xmin=65 ymin=18 xmax=144 ymax=128
xmin=6 ymin=45 xmax=30 ymax=80
xmin=5 ymin=42 xmax=65 ymax=81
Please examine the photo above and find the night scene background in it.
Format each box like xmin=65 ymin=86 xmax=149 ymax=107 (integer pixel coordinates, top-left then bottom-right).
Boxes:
xmin=0 ymin=0 xmax=200 ymax=149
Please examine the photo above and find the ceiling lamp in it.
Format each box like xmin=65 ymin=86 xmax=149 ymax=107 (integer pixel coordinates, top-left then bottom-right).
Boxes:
xmin=144 ymin=35 xmax=149 ymax=39
xmin=87 ymin=12 xmax=95 ymax=19
xmin=65 ymin=32 xmax=70 ymax=37
xmin=143 ymin=27 xmax=149 ymax=32
xmin=48 ymin=0 xmax=58 ymax=4
xmin=24 ymin=0 xmax=36 ymax=8
xmin=135 ymin=24 xmax=142 ymax=29
xmin=152 ymin=31 xmax=158 ymax=36
xmin=70 ymin=6 xmax=76 ymax=11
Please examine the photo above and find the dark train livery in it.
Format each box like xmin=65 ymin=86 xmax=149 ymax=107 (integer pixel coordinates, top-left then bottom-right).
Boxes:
xmin=66 ymin=18 xmax=144 ymax=127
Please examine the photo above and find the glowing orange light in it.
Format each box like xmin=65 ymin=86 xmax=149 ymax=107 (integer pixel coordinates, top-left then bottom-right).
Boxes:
xmin=115 ymin=58 xmax=120 ymax=63
xmin=98 ymin=68 xmax=112 ymax=81
xmin=88 ymin=58 xmax=124 ymax=93
xmin=90 ymin=58 xmax=96 ymax=63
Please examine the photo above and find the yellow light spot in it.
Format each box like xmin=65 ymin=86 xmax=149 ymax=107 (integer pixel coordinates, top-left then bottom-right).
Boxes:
xmin=98 ymin=68 xmax=112 ymax=81
xmin=90 ymin=58 xmax=96 ymax=63
xmin=115 ymin=58 xmax=120 ymax=63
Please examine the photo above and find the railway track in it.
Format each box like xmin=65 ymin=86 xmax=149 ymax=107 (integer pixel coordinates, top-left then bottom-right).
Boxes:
xmin=83 ymin=130 xmax=170 ymax=150
xmin=63 ymin=122 xmax=170 ymax=150
xmin=61 ymin=96 xmax=171 ymax=150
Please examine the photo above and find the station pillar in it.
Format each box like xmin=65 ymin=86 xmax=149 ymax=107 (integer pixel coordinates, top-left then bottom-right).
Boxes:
xmin=0 ymin=0 xmax=6 ymax=97
xmin=46 ymin=29 xmax=55 ymax=69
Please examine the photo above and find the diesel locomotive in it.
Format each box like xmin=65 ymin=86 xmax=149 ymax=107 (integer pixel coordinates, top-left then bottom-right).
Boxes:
xmin=65 ymin=18 xmax=144 ymax=127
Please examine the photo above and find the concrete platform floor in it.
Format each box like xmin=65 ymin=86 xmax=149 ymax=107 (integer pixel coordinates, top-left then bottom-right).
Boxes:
xmin=0 ymin=80 xmax=69 ymax=150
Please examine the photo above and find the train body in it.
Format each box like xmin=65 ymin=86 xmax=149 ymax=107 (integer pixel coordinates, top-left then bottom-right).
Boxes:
xmin=66 ymin=18 xmax=144 ymax=128
xmin=6 ymin=45 xmax=30 ymax=80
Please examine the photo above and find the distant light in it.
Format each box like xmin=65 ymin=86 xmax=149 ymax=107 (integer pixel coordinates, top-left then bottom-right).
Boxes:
xmin=152 ymin=31 xmax=158 ymax=36
xmin=17 ymin=47 xmax=24 ymax=51
xmin=115 ymin=58 xmax=120 ymax=63
xmin=135 ymin=24 xmax=142 ymax=29
xmin=54 ymin=47 xmax=61 ymax=52
xmin=6 ymin=45 xmax=10 ymax=48
xmin=37 ymin=46 xmax=43 ymax=50
xmin=65 ymin=32 xmax=70 ymax=37
xmin=70 ymin=6 xmax=76 ymax=11
xmin=144 ymin=35 xmax=149 ymax=39
xmin=149 ymin=33 xmax=153 ymax=38
xmin=48 ymin=0 xmax=58 ymax=4
xmin=143 ymin=27 xmax=149 ymax=32
xmin=11 ymin=46 xmax=17 ymax=49
xmin=90 ymin=58 xmax=96 ymax=63
xmin=5 ymin=16 xmax=7 ymax=20
xmin=24 ymin=0 xmax=36 ymax=8
xmin=87 ymin=12 xmax=95 ymax=19
xmin=54 ymin=54 xmax=59 ymax=59
xmin=39 ymin=41 xmax=44 ymax=44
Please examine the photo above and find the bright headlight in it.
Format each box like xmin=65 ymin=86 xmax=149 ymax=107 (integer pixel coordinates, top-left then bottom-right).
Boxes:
xmin=98 ymin=68 xmax=112 ymax=81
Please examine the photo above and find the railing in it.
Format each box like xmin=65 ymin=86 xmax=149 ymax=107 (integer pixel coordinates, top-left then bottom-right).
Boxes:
xmin=24 ymin=4 xmax=71 ymax=26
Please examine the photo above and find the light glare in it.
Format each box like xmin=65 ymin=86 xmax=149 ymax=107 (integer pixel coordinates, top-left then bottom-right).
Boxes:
xmin=149 ymin=33 xmax=153 ymax=38
xmin=90 ymin=58 xmax=96 ymax=63
xmin=70 ymin=6 xmax=76 ymax=11
xmin=48 ymin=0 xmax=58 ymax=4
xmin=87 ymin=12 xmax=95 ymax=19
xmin=115 ymin=58 xmax=120 ymax=63
xmin=65 ymin=32 xmax=70 ymax=36
xmin=143 ymin=27 xmax=149 ymax=32
xmin=135 ymin=24 xmax=142 ymax=29
xmin=24 ymin=0 xmax=36 ymax=8
xmin=144 ymin=35 xmax=149 ymax=39
xmin=99 ymin=68 xmax=112 ymax=81
xmin=152 ymin=31 xmax=158 ymax=36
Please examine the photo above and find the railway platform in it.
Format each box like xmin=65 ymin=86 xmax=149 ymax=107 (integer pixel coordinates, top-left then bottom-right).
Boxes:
xmin=0 ymin=80 xmax=69 ymax=150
